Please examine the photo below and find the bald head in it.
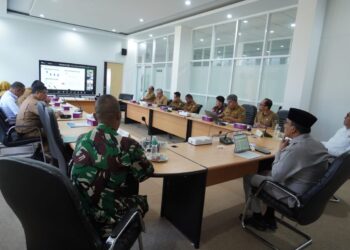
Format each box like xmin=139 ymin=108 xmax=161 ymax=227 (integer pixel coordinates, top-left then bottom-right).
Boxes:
xmin=95 ymin=95 xmax=121 ymax=128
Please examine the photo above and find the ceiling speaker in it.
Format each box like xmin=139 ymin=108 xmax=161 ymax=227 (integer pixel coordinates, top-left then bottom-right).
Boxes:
xmin=121 ymin=48 xmax=127 ymax=56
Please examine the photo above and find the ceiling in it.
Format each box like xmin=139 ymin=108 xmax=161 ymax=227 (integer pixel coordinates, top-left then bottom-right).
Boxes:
xmin=2 ymin=0 xmax=298 ymax=39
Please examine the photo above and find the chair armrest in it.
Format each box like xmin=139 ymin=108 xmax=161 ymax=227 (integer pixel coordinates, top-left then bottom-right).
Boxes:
xmin=7 ymin=125 xmax=42 ymax=136
xmin=105 ymin=208 xmax=144 ymax=250
xmin=255 ymin=180 xmax=301 ymax=208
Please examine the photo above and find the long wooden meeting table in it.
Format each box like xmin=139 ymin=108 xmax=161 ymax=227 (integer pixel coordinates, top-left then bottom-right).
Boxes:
xmin=58 ymin=118 xmax=280 ymax=248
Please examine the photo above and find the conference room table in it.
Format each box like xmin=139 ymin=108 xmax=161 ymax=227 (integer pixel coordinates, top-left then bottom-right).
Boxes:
xmin=58 ymin=117 xmax=281 ymax=248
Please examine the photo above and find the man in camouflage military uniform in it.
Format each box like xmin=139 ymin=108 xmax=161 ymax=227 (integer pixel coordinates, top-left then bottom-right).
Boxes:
xmin=183 ymin=94 xmax=198 ymax=113
xmin=169 ymin=91 xmax=184 ymax=110
xmin=71 ymin=95 xmax=154 ymax=239
xmin=254 ymin=98 xmax=278 ymax=128
xmin=220 ymin=94 xmax=246 ymax=123
xmin=141 ymin=86 xmax=156 ymax=102
xmin=154 ymin=88 xmax=168 ymax=106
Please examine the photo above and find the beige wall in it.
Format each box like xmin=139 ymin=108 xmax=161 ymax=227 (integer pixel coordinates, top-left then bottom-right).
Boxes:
xmin=107 ymin=62 xmax=123 ymax=98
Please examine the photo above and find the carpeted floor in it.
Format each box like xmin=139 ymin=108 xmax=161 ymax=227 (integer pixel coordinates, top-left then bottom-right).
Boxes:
xmin=1 ymin=121 xmax=349 ymax=249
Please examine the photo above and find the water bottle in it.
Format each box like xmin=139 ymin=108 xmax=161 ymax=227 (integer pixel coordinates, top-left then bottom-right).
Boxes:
xmin=151 ymin=136 xmax=159 ymax=159
xmin=274 ymin=124 xmax=281 ymax=139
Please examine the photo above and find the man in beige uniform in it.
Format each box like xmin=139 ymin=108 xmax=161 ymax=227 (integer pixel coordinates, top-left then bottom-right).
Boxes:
xmin=154 ymin=88 xmax=168 ymax=106
xmin=16 ymin=84 xmax=48 ymax=138
xmin=220 ymin=94 xmax=245 ymax=123
xmin=169 ymin=91 xmax=184 ymax=110
xmin=141 ymin=86 xmax=156 ymax=102
xmin=183 ymin=94 xmax=198 ymax=113
xmin=254 ymin=98 xmax=278 ymax=128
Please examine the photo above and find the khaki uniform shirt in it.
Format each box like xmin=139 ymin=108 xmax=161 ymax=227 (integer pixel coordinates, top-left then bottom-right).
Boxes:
xmin=183 ymin=100 xmax=197 ymax=113
xmin=222 ymin=105 xmax=246 ymax=123
xmin=255 ymin=111 xmax=278 ymax=128
xmin=169 ymin=100 xmax=185 ymax=110
xmin=16 ymin=94 xmax=43 ymax=136
xmin=142 ymin=92 xmax=156 ymax=102
xmin=154 ymin=95 xmax=168 ymax=106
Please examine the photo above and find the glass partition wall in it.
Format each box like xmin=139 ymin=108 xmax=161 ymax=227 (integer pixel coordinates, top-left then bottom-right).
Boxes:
xmin=190 ymin=8 xmax=297 ymax=112
xmin=136 ymin=35 xmax=174 ymax=100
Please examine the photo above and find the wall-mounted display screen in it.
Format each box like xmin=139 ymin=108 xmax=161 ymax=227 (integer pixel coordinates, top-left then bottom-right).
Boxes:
xmin=39 ymin=60 xmax=96 ymax=95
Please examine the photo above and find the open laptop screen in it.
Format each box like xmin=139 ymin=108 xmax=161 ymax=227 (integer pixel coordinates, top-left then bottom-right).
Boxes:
xmin=233 ymin=133 xmax=250 ymax=153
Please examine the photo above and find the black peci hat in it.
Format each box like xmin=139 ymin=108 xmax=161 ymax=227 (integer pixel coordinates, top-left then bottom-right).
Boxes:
xmin=287 ymin=108 xmax=317 ymax=128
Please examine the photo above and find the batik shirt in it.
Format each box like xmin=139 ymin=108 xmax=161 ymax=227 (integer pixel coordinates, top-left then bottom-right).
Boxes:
xmin=169 ymin=99 xmax=185 ymax=110
xmin=71 ymin=123 xmax=154 ymax=238
xmin=183 ymin=100 xmax=198 ymax=113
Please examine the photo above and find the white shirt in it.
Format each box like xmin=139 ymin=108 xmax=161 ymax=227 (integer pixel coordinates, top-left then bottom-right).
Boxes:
xmin=0 ymin=90 xmax=19 ymax=119
xmin=322 ymin=127 xmax=350 ymax=157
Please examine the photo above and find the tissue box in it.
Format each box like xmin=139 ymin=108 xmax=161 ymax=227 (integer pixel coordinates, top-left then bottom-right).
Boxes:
xmin=87 ymin=118 xmax=97 ymax=126
xmin=202 ymin=116 xmax=213 ymax=122
xmin=52 ymin=97 xmax=59 ymax=102
xmin=160 ymin=106 xmax=168 ymax=111
xmin=72 ymin=112 xmax=82 ymax=118
xmin=62 ymin=105 xmax=70 ymax=111
xmin=233 ymin=123 xmax=247 ymax=129
xmin=54 ymin=102 xmax=60 ymax=107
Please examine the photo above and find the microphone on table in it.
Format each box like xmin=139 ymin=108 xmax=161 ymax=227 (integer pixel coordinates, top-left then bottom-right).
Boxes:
xmin=263 ymin=127 xmax=273 ymax=138
xmin=219 ymin=131 xmax=234 ymax=145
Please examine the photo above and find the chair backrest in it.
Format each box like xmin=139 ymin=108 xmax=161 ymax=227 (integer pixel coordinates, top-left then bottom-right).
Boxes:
xmin=277 ymin=109 xmax=289 ymax=132
xmin=118 ymin=93 xmax=133 ymax=101
xmin=195 ymin=104 xmax=203 ymax=114
xmin=0 ymin=157 xmax=102 ymax=250
xmin=0 ymin=107 xmax=10 ymax=142
xmin=37 ymin=102 xmax=70 ymax=175
xmin=167 ymin=99 xmax=172 ymax=106
xmin=242 ymin=104 xmax=257 ymax=126
xmin=296 ymin=151 xmax=350 ymax=224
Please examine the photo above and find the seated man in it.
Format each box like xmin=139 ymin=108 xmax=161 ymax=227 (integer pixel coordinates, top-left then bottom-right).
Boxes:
xmin=322 ymin=112 xmax=350 ymax=157
xmin=0 ymin=80 xmax=11 ymax=97
xmin=243 ymin=108 xmax=329 ymax=231
xmin=220 ymin=94 xmax=245 ymax=123
xmin=254 ymin=98 xmax=278 ymax=128
xmin=15 ymin=82 xmax=48 ymax=138
xmin=0 ymin=81 xmax=25 ymax=121
xmin=212 ymin=96 xmax=225 ymax=115
xmin=169 ymin=91 xmax=184 ymax=110
xmin=141 ymin=86 xmax=156 ymax=102
xmin=154 ymin=88 xmax=168 ymax=106
xmin=71 ymin=94 xmax=154 ymax=239
xmin=183 ymin=94 xmax=198 ymax=113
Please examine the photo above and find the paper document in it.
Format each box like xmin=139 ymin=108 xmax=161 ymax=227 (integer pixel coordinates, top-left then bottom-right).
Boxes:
xmin=235 ymin=151 xmax=262 ymax=159
xmin=66 ymin=122 xmax=91 ymax=128
xmin=62 ymin=135 xmax=79 ymax=143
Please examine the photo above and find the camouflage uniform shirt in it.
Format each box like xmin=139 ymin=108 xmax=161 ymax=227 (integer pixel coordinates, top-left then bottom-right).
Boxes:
xmin=255 ymin=111 xmax=278 ymax=128
xmin=222 ymin=105 xmax=246 ymax=123
xmin=71 ymin=123 xmax=154 ymax=238
xmin=169 ymin=99 xmax=185 ymax=110
xmin=183 ymin=100 xmax=198 ymax=113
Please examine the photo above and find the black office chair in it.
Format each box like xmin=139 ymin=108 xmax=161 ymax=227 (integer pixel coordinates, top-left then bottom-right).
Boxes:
xmin=277 ymin=109 xmax=289 ymax=132
xmin=167 ymin=99 xmax=172 ymax=106
xmin=0 ymin=107 xmax=45 ymax=160
xmin=37 ymin=102 xmax=71 ymax=176
xmin=195 ymin=104 xmax=203 ymax=114
xmin=242 ymin=104 xmax=257 ymax=126
xmin=0 ymin=157 xmax=145 ymax=250
xmin=241 ymin=151 xmax=350 ymax=249
xmin=119 ymin=93 xmax=133 ymax=112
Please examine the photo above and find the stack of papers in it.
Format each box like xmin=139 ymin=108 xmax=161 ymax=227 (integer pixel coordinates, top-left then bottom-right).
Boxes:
xmin=66 ymin=122 xmax=91 ymax=128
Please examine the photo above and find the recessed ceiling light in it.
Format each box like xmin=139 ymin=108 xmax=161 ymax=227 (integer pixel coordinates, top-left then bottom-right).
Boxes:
xmin=269 ymin=30 xmax=275 ymax=34
xmin=163 ymin=37 xmax=167 ymax=40
xmin=216 ymin=38 xmax=221 ymax=41
xmin=280 ymin=45 xmax=285 ymax=48
xmin=238 ymin=32 xmax=242 ymax=36
xmin=149 ymin=34 xmax=153 ymax=37
xmin=112 ymin=29 xmax=116 ymax=32
xmin=243 ymin=20 xmax=248 ymax=24
xmin=72 ymin=28 xmax=77 ymax=31
xmin=139 ymin=18 xmax=144 ymax=23
xmin=185 ymin=0 xmax=191 ymax=6
xmin=218 ymin=51 xmax=222 ymax=54
xmin=199 ymin=38 xmax=204 ymax=42
xmin=39 ymin=14 xmax=45 ymax=18
xmin=290 ymin=23 xmax=296 ymax=28
xmin=256 ymin=48 xmax=260 ymax=51
xmin=227 ymin=14 xmax=232 ymax=19
xmin=266 ymin=50 xmax=270 ymax=53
